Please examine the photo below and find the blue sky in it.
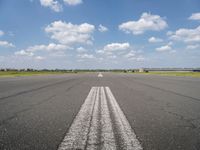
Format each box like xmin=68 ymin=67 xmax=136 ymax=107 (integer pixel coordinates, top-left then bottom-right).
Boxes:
xmin=0 ymin=0 xmax=200 ymax=69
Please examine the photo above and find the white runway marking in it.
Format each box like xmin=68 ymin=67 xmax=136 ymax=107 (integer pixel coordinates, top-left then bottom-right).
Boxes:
xmin=86 ymin=87 xmax=100 ymax=149
xmin=58 ymin=87 xmax=97 ymax=149
xmin=58 ymin=87 xmax=142 ymax=150
xmin=98 ymin=73 xmax=103 ymax=77
xmin=105 ymin=87 xmax=142 ymax=150
xmin=100 ymin=87 xmax=116 ymax=149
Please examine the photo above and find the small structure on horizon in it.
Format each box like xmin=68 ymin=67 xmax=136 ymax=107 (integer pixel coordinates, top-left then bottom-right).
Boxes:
xmin=139 ymin=68 xmax=144 ymax=72
xmin=138 ymin=68 xmax=149 ymax=73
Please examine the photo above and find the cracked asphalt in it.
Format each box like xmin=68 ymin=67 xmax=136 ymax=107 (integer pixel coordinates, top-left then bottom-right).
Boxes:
xmin=0 ymin=73 xmax=200 ymax=150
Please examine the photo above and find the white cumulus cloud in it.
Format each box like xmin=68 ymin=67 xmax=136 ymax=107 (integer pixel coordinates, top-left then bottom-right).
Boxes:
xmin=156 ymin=44 xmax=172 ymax=52
xmin=15 ymin=50 xmax=34 ymax=57
xmin=103 ymin=42 xmax=130 ymax=52
xmin=40 ymin=0 xmax=62 ymax=12
xmin=45 ymin=21 xmax=95 ymax=45
xmin=189 ymin=12 xmax=200 ymax=21
xmin=78 ymin=53 xmax=95 ymax=59
xmin=96 ymin=42 xmax=145 ymax=61
xmin=124 ymin=50 xmax=136 ymax=58
xmin=148 ymin=37 xmax=163 ymax=43
xmin=25 ymin=43 xmax=68 ymax=52
xmin=124 ymin=50 xmax=145 ymax=61
xmin=77 ymin=47 xmax=87 ymax=53
xmin=98 ymin=24 xmax=108 ymax=32
xmin=0 ymin=40 xmax=15 ymax=48
xmin=15 ymin=43 xmax=68 ymax=57
xmin=169 ymin=26 xmax=200 ymax=43
xmin=96 ymin=42 xmax=130 ymax=57
xmin=63 ymin=0 xmax=82 ymax=5
xmin=35 ymin=56 xmax=45 ymax=60
xmin=119 ymin=12 xmax=168 ymax=35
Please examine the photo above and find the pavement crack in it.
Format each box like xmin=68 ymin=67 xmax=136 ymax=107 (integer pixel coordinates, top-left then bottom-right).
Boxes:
xmin=0 ymin=78 xmax=76 ymax=102
xmin=167 ymin=111 xmax=198 ymax=129
xmin=0 ymin=95 xmax=56 ymax=126
xmin=123 ymin=77 xmax=200 ymax=102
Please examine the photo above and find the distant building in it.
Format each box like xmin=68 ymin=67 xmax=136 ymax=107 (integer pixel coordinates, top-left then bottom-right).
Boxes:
xmin=139 ymin=68 xmax=144 ymax=72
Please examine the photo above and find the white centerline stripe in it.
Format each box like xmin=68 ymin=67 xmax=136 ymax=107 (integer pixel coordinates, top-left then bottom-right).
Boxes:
xmin=105 ymin=87 xmax=142 ymax=150
xmin=58 ymin=86 xmax=143 ymax=150
xmin=100 ymin=87 xmax=116 ymax=149
xmin=58 ymin=87 xmax=97 ymax=150
xmin=86 ymin=87 xmax=100 ymax=149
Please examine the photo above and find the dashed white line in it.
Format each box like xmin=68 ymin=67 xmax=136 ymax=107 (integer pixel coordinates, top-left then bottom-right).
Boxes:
xmin=58 ymin=86 xmax=142 ymax=150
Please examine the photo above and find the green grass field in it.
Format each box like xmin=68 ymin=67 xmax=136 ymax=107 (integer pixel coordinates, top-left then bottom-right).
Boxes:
xmin=1 ymin=71 xmax=200 ymax=78
xmin=134 ymin=71 xmax=200 ymax=78
xmin=0 ymin=71 xmax=75 ymax=77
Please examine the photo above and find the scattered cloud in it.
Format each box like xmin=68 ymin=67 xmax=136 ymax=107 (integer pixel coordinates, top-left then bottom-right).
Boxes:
xmin=49 ymin=51 xmax=67 ymax=57
xmin=77 ymin=47 xmax=87 ymax=53
xmin=78 ymin=53 xmax=95 ymax=59
xmin=96 ymin=42 xmax=131 ymax=58
xmin=156 ymin=43 xmax=172 ymax=52
xmin=96 ymin=42 xmax=145 ymax=62
xmin=24 ymin=43 xmax=68 ymax=52
xmin=119 ymin=12 xmax=167 ymax=35
xmin=124 ymin=50 xmax=136 ymax=58
xmin=15 ymin=43 xmax=69 ymax=57
xmin=148 ymin=37 xmax=163 ymax=43
xmin=45 ymin=21 xmax=95 ymax=45
xmin=15 ymin=50 xmax=34 ymax=57
xmin=168 ymin=41 xmax=173 ymax=46
xmin=107 ymin=55 xmax=117 ymax=59
xmin=40 ymin=0 xmax=83 ymax=12
xmin=63 ymin=0 xmax=82 ymax=6
xmin=98 ymin=24 xmax=108 ymax=32
xmin=0 ymin=40 xmax=15 ymax=48
xmin=186 ymin=44 xmax=199 ymax=50
xmin=166 ymin=31 xmax=173 ymax=36
xmin=35 ymin=56 xmax=45 ymax=60
xmin=134 ymin=56 xmax=145 ymax=61
xmin=169 ymin=26 xmax=200 ymax=43
xmin=103 ymin=42 xmax=130 ymax=52
xmin=0 ymin=30 xmax=4 ymax=37
xmin=97 ymin=42 xmax=130 ymax=57
xmin=40 ymin=0 xmax=62 ymax=12
xmin=124 ymin=50 xmax=145 ymax=61
xmin=188 ymin=12 xmax=200 ymax=21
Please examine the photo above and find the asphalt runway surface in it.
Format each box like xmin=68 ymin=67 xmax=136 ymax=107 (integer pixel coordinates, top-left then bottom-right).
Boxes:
xmin=0 ymin=73 xmax=200 ymax=150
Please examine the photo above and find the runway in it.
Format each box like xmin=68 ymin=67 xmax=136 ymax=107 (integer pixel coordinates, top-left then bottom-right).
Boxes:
xmin=0 ymin=73 xmax=200 ymax=150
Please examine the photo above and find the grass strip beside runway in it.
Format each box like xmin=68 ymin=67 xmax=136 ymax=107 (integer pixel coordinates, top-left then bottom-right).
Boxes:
xmin=133 ymin=71 xmax=200 ymax=78
xmin=0 ymin=71 xmax=75 ymax=77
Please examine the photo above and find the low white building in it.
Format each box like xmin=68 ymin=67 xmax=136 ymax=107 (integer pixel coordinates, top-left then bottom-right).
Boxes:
xmin=139 ymin=68 xmax=144 ymax=72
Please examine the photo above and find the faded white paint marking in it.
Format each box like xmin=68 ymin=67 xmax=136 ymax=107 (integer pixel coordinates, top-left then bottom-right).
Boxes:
xmin=100 ymin=87 xmax=116 ymax=149
xmin=58 ymin=87 xmax=142 ymax=150
xmin=105 ymin=87 xmax=143 ymax=150
xmin=86 ymin=87 xmax=100 ymax=149
xmin=98 ymin=73 xmax=103 ymax=77
xmin=58 ymin=87 xmax=97 ymax=150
